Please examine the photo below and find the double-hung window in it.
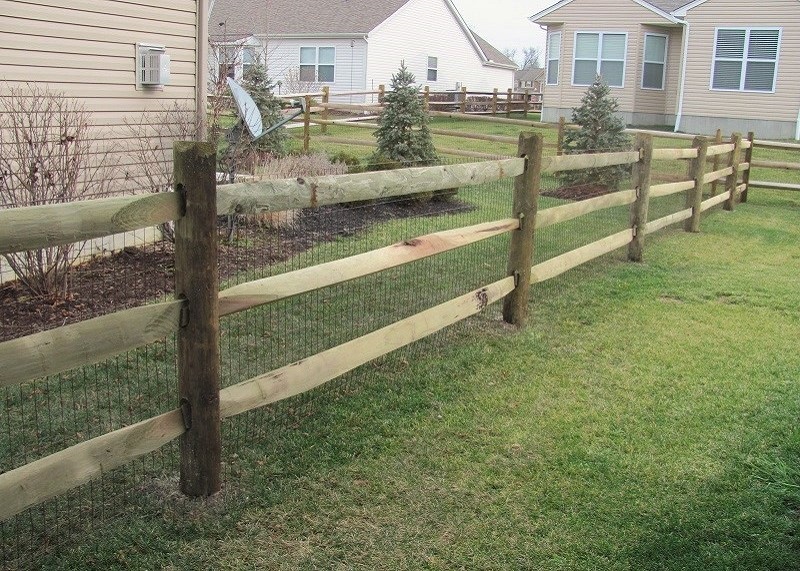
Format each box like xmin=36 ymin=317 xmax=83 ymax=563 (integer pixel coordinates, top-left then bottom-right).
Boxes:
xmin=573 ymin=32 xmax=627 ymax=87
xmin=427 ymin=57 xmax=438 ymax=82
xmin=546 ymin=32 xmax=561 ymax=85
xmin=300 ymin=47 xmax=335 ymax=83
xmin=642 ymin=34 xmax=667 ymax=90
xmin=711 ymin=28 xmax=780 ymax=92
xmin=242 ymin=46 xmax=257 ymax=77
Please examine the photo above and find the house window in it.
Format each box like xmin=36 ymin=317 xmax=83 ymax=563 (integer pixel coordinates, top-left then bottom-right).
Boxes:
xmin=300 ymin=47 xmax=335 ymax=83
xmin=218 ymin=45 xmax=237 ymax=80
xmin=573 ymin=32 xmax=626 ymax=87
xmin=427 ymin=56 xmax=438 ymax=82
xmin=546 ymin=32 xmax=561 ymax=85
xmin=711 ymin=28 xmax=780 ymax=92
xmin=242 ymin=46 xmax=257 ymax=77
xmin=642 ymin=34 xmax=667 ymax=90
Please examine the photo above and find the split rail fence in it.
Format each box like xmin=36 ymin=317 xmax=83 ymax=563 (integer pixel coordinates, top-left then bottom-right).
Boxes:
xmin=0 ymin=131 xmax=750 ymax=525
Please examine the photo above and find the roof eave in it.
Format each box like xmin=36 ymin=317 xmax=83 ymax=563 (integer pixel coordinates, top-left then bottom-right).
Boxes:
xmin=530 ymin=0 xmax=682 ymax=25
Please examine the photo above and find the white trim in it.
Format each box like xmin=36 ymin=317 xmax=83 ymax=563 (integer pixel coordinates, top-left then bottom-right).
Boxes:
xmin=671 ymin=0 xmax=709 ymax=17
xmin=546 ymin=31 xmax=561 ymax=86
xmin=427 ymin=55 xmax=438 ymax=82
xmin=709 ymin=27 xmax=781 ymax=94
xmin=674 ymin=21 xmax=689 ymax=132
xmin=442 ymin=0 xmax=516 ymax=69
xmin=299 ymin=45 xmax=336 ymax=83
xmin=530 ymin=0 xmax=681 ymax=25
xmin=571 ymin=31 xmax=628 ymax=88
xmin=641 ymin=33 xmax=668 ymax=90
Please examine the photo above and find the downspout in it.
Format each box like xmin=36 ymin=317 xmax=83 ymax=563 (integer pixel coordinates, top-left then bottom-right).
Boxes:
xmin=196 ymin=0 xmax=209 ymax=140
xmin=795 ymin=105 xmax=800 ymax=140
xmin=674 ymin=20 xmax=689 ymax=133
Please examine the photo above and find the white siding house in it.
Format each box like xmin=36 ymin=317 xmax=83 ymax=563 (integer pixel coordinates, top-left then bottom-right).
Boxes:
xmin=209 ymin=0 xmax=516 ymax=97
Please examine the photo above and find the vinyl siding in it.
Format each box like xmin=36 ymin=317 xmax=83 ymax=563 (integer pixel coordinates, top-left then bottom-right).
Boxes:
xmin=366 ymin=0 xmax=513 ymax=93
xmin=681 ymin=0 xmax=800 ymax=124
xmin=632 ymin=25 xmax=680 ymax=117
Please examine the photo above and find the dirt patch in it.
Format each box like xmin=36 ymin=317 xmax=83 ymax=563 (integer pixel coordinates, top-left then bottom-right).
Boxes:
xmin=542 ymin=183 xmax=610 ymax=201
xmin=0 ymin=198 xmax=472 ymax=342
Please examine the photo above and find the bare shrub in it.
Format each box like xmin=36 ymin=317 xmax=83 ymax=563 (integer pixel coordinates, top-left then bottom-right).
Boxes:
xmin=0 ymin=84 xmax=115 ymax=299
xmin=280 ymin=66 xmax=321 ymax=95
xmin=122 ymin=102 xmax=199 ymax=242
xmin=252 ymin=154 xmax=347 ymax=228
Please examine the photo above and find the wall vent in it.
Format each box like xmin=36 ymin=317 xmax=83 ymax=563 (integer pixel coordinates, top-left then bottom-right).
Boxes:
xmin=136 ymin=43 xmax=171 ymax=88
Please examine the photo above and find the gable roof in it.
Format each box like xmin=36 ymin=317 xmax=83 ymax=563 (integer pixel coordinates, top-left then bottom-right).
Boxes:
xmin=210 ymin=0 xmax=410 ymax=38
xmin=515 ymin=67 xmax=545 ymax=83
xmin=471 ymin=31 xmax=517 ymax=68
xmin=530 ymin=0 xmax=683 ymax=25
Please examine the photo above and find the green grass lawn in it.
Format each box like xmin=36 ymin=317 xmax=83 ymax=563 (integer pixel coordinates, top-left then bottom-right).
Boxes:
xmin=41 ymin=186 xmax=800 ymax=569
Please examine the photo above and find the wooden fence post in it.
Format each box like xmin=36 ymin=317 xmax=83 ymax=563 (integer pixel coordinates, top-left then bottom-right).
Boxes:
xmin=303 ymin=94 xmax=311 ymax=153
xmin=628 ymin=133 xmax=653 ymax=262
xmin=740 ymin=131 xmax=755 ymax=203
xmin=557 ymin=116 xmax=566 ymax=156
xmin=378 ymin=84 xmax=385 ymax=105
xmin=321 ymin=86 xmax=329 ymax=135
xmin=423 ymin=86 xmax=430 ymax=112
xmin=502 ymin=133 xmax=543 ymax=328
xmin=173 ymin=141 xmax=221 ymax=497
xmin=685 ymin=136 xmax=709 ymax=232
xmin=460 ymin=86 xmax=467 ymax=114
xmin=506 ymin=88 xmax=513 ymax=118
xmin=492 ymin=88 xmax=498 ymax=116
xmin=523 ymin=89 xmax=529 ymax=117
xmin=710 ymin=128 xmax=722 ymax=196
xmin=724 ymin=132 xmax=743 ymax=211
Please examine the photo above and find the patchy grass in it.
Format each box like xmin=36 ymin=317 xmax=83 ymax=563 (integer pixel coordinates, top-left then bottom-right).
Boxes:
xmin=42 ymin=185 xmax=800 ymax=569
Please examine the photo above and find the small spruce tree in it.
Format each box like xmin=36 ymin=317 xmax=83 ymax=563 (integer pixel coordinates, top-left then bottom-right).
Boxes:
xmin=242 ymin=63 xmax=288 ymax=157
xmin=372 ymin=62 xmax=438 ymax=167
xmin=560 ymin=75 xmax=631 ymax=191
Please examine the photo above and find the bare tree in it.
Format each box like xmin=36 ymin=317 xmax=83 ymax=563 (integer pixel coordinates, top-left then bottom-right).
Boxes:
xmin=0 ymin=84 xmax=115 ymax=299
xmin=522 ymin=47 xmax=542 ymax=70
xmin=502 ymin=48 xmax=517 ymax=63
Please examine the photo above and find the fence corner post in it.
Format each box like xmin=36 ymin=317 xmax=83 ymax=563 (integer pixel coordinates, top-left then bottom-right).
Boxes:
xmin=173 ymin=141 xmax=221 ymax=498
xmin=557 ymin=116 xmax=566 ymax=156
xmin=740 ymin=131 xmax=755 ymax=203
xmin=303 ymin=94 xmax=311 ymax=153
xmin=378 ymin=84 xmax=385 ymax=105
xmin=423 ymin=85 xmax=430 ymax=112
xmin=685 ymin=136 xmax=708 ymax=232
xmin=506 ymin=88 xmax=513 ymax=118
xmin=460 ymin=86 xmax=468 ymax=114
xmin=502 ymin=132 xmax=543 ymax=328
xmin=492 ymin=88 xmax=498 ymax=116
xmin=628 ymin=133 xmax=653 ymax=262
xmin=724 ymin=132 xmax=743 ymax=211
xmin=320 ymin=86 xmax=329 ymax=135
xmin=710 ymin=128 xmax=723 ymax=196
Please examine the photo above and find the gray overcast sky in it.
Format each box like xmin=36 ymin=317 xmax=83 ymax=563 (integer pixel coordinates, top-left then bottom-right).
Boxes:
xmin=450 ymin=0 xmax=555 ymax=66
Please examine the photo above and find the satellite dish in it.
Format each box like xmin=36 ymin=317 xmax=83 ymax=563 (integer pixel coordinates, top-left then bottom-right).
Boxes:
xmin=226 ymin=77 xmax=263 ymax=139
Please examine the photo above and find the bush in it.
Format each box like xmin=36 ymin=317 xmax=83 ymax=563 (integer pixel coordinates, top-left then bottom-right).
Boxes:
xmin=328 ymin=151 xmax=364 ymax=173
xmin=0 ymin=84 xmax=115 ymax=299
xmin=560 ymin=75 xmax=631 ymax=191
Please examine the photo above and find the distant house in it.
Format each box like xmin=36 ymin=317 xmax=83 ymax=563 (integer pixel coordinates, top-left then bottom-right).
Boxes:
xmin=531 ymin=0 xmax=800 ymax=139
xmin=515 ymin=68 xmax=545 ymax=92
xmin=209 ymin=0 xmax=517 ymax=96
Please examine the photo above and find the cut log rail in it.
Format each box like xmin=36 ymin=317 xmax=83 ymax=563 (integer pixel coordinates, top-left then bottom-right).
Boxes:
xmin=536 ymin=189 xmax=637 ymax=229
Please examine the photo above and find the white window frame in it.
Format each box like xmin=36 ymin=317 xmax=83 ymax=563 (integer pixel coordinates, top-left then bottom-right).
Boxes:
xmin=572 ymin=31 xmax=628 ymax=88
xmin=427 ymin=56 xmax=438 ymax=82
xmin=710 ymin=27 xmax=781 ymax=93
xmin=641 ymin=33 xmax=668 ymax=90
xmin=546 ymin=31 xmax=561 ymax=86
xmin=242 ymin=46 xmax=258 ymax=77
xmin=299 ymin=46 xmax=336 ymax=83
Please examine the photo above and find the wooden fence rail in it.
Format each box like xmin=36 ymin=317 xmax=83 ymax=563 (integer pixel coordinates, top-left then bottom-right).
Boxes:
xmin=0 ymin=131 xmax=750 ymax=523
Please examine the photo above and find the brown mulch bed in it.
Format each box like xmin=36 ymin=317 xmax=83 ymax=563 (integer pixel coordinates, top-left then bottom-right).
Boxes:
xmin=542 ymin=183 xmax=611 ymax=201
xmin=0 ymin=198 xmax=472 ymax=342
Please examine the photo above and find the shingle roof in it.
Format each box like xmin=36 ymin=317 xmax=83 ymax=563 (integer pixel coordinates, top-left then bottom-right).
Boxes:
xmin=210 ymin=0 xmax=411 ymax=38
xmin=647 ymin=0 xmax=692 ymax=11
xmin=471 ymin=31 xmax=517 ymax=67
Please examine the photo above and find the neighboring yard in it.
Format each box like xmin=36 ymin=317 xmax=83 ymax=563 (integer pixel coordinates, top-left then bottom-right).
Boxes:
xmin=40 ymin=187 xmax=800 ymax=569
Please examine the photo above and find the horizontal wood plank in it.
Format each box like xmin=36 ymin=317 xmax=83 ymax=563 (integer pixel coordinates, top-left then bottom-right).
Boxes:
xmin=536 ymin=189 xmax=637 ymax=230
xmin=542 ymin=151 xmax=639 ymax=174
xmin=219 ymin=277 xmax=516 ymax=419
xmin=705 ymin=143 xmax=735 ymax=157
xmin=0 ymin=409 xmax=185 ymax=522
xmin=700 ymin=190 xmax=732 ymax=212
xmin=747 ymin=181 xmax=800 ymax=191
xmin=649 ymin=180 xmax=695 ymax=198
xmin=428 ymin=111 xmax=552 ymax=128
xmin=652 ymin=148 xmax=698 ymax=160
xmin=217 ymin=159 xmax=525 ymax=214
xmin=750 ymin=160 xmax=800 ymax=171
xmin=0 ymin=193 xmax=182 ymax=254
xmin=530 ymin=230 xmax=633 ymax=283
xmin=0 ymin=300 xmax=183 ymax=388
xmin=702 ymin=166 xmax=734 ymax=184
xmin=220 ymin=219 xmax=518 ymax=315
xmin=645 ymin=208 xmax=693 ymax=233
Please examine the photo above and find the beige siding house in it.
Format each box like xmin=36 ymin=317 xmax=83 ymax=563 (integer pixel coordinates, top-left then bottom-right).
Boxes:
xmin=209 ymin=0 xmax=517 ymax=97
xmin=532 ymin=0 xmax=800 ymax=139
xmin=0 ymin=0 xmax=206 ymax=281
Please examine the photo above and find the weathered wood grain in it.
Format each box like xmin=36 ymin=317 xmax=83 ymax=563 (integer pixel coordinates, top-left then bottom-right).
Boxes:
xmin=750 ymin=159 xmax=800 ymax=171
xmin=219 ymin=218 xmax=519 ymax=315
xmin=0 ymin=192 xmax=182 ymax=255
xmin=629 ymin=134 xmax=653 ymax=262
xmin=219 ymin=277 xmax=516 ymax=419
xmin=686 ymin=137 xmax=709 ymax=232
xmin=542 ymin=151 xmax=640 ymax=174
xmin=0 ymin=408 xmax=185 ymax=522
xmin=0 ymin=300 xmax=183 ymax=388
xmin=530 ymin=230 xmax=633 ymax=284
xmin=649 ymin=180 xmax=695 ymax=198
xmin=216 ymin=159 xmax=525 ymax=214
xmin=536 ymin=189 xmax=637 ymax=230
xmin=705 ymin=143 xmax=735 ymax=157
xmin=645 ymin=208 xmax=693 ymax=233
xmin=700 ymin=190 xmax=732 ymax=212
xmin=651 ymin=148 xmax=698 ymax=160
xmin=703 ymin=166 xmax=734 ymax=184
xmin=724 ymin=133 xmax=743 ymax=212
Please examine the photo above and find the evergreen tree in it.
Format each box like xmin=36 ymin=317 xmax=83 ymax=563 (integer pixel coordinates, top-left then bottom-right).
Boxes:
xmin=560 ymin=75 xmax=631 ymax=190
xmin=372 ymin=62 xmax=438 ymax=167
xmin=242 ymin=63 xmax=288 ymax=157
